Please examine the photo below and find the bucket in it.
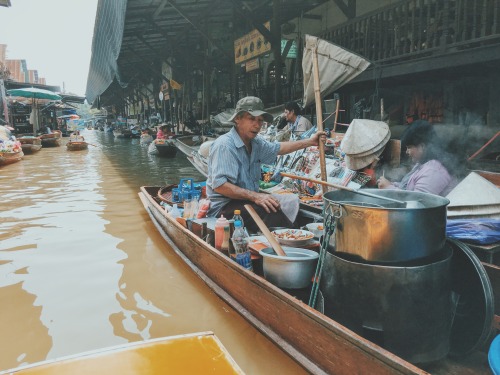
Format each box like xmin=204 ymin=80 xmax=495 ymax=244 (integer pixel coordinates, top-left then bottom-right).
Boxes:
xmin=320 ymin=246 xmax=453 ymax=364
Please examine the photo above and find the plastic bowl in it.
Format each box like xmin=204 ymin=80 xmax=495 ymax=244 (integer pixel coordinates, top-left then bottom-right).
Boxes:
xmin=260 ymin=247 xmax=319 ymax=289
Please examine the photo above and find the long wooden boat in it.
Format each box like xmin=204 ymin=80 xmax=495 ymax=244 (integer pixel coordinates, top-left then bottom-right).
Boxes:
xmin=173 ymin=134 xmax=216 ymax=157
xmin=139 ymin=185 xmax=499 ymax=375
xmin=18 ymin=136 xmax=42 ymax=154
xmin=0 ymin=331 xmax=243 ymax=374
xmin=154 ymin=139 xmax=177 ymax=157
xmin=39 ymin=131 xmax=62 ymax=147
xmin=66 ymin=141 xmax=88 ymax=151
xmin=0 ymin=150 xmax=24 ymax=166
xmin=187 ymin=151 xmax=208 ymax=177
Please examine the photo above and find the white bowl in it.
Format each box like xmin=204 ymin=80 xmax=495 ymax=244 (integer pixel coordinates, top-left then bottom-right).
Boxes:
xmin=271 ymin=228 xmax=315 ymax=247
xmin=305 ymin=223 xmax=324 ymax=239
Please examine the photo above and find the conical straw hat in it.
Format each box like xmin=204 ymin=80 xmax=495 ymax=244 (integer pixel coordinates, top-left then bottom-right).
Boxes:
xmin=344 ymin=146 xmax=385 ymax=170
xmin=340 ymin=119 xmax=390 ymax=155
xmin=350 ymin=130 xmax=391 ymax=158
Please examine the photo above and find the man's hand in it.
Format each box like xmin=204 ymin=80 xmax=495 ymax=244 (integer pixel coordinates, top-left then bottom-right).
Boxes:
xmin=311 ymin=131 xmax=327 ymax=146
xmin=253 ymin=192 xmax=280 ymax=213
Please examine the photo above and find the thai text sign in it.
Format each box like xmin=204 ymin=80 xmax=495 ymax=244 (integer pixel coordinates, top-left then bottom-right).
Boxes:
xmin=234 ymin=21 xmax=271 ymax=64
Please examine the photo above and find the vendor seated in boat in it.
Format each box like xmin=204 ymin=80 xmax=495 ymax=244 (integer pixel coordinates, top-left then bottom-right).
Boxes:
xmin=377 ymin=120 xmax=458 ymax=196
xmin=70 ymin=130 xmax=85 ymax=142
xmin=156 ymin=124 xmax=174 ymax=140
xmin=206 ymin=96 xmax=326 ymax=233
xmin=280 ymin=101 xmax=313 ymax=139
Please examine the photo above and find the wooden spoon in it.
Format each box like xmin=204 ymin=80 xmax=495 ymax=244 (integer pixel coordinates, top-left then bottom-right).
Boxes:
xmin=244 ymin=204 xmax=287 ymax=257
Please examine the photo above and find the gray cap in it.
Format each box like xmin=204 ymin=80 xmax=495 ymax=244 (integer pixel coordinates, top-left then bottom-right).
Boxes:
xmin=228 ymin=96 xmax=273 ymax=123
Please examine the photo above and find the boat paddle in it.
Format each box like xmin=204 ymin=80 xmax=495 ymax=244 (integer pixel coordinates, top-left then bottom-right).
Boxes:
xmin=244 ymin=204 xmax=287 ymax=257
xmin=280 ymin=172 xmax=407 ymax=208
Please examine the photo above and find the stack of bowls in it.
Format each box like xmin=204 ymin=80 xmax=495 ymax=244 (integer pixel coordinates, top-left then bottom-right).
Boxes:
xmin=340 ymin=119 xmax=391 ymax=170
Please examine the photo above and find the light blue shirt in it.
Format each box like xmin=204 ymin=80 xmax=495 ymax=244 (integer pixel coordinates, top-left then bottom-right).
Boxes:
xmin=206 ymin=127 xmax=280 ymax=217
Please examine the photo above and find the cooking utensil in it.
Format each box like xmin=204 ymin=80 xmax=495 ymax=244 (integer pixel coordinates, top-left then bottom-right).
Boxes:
xmin=260 ymin=247 xmax=319 ymax=289
xmin=244 ymin=204 xmax=287 ymax=256
xmin=281 ymin=172 xmax=407 ymax=208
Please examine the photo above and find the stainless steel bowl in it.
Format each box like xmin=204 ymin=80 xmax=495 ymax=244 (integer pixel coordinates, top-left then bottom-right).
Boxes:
xmin=260 ymin=247 xmax=319 ymax=289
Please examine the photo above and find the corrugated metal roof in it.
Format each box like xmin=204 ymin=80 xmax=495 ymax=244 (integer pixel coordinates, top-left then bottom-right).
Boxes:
xmin=86 ymin=0 xmax=327 ymax=107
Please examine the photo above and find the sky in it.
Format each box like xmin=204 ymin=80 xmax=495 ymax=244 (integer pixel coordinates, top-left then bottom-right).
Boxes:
xmin=0 ymin=0 xmax=99 ymax=97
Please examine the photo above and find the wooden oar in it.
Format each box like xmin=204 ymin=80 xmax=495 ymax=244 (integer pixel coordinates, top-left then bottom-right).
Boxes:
xmin=244 ymin=204 xmax=287 ymax=257
xmin=280 ymin=172 xmax=407 ymax=207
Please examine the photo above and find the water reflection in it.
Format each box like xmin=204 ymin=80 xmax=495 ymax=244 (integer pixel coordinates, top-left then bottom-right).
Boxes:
xmin=0 ymin=130 xmax=306 ymax=374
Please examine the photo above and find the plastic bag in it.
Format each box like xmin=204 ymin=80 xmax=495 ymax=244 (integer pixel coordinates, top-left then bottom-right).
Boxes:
xmin=446 ymin=219 xmax=500 ymax=245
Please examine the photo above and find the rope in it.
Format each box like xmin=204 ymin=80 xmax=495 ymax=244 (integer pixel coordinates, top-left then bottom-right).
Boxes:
xmin=308 ymin=207 xmax=341 ymax=308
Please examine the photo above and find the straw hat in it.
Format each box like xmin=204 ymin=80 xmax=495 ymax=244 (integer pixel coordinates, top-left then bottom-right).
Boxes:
xmin=344 ymin=146 xmax=385 ymax=170
xmin=351 ymin=130 xmax=391 ymax=158
xmin=340 ymin=119 xmax=390 ymax=155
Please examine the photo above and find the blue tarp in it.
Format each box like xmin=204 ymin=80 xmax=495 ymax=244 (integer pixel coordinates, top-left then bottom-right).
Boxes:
xmin=446 ymin=219 xmax=500 ymax=245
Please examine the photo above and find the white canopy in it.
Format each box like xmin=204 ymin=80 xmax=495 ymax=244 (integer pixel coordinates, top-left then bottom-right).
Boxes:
xmin=302 ymin=35 xmax=371 ymax=108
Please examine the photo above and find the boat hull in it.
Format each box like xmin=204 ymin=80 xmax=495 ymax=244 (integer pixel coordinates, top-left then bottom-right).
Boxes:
xmin=3 ymin=332 xmax=243 ymax=374
xmin=0 ymin=150 xmax=24 ymax=166
xmin=18 ymin=137 xmax=42 ymax=154
xmin=66 ymin=142 xmax=88 ymax=151
xmin=155 ymin=142 xmax=177 ymax=157
xmin=138 ymin=186 xmax=427 ymax=375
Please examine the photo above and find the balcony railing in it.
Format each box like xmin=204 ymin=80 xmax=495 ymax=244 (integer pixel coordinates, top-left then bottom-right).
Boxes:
xmin=319 ymin=0 xmax=500 ymax=63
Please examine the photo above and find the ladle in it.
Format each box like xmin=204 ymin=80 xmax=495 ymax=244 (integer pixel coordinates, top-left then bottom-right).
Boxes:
xmin=244 ymin=204 xmax=287 ymax=257
xmin=280 ymin=172 xmax=407 ymax=208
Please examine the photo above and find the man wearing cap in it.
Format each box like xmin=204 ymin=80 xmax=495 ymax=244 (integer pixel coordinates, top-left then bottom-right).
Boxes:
xmin=206 ymin=96 xmax=325 ymax=233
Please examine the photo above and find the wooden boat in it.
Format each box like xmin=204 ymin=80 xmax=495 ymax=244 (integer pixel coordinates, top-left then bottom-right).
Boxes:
xmin=139 ymin=185 xmax=499 ymax=375
xmin=173 ymin=135 xmax=216 ymax=157
xmin=187 ymin=151 xmax=208 ymax=177
xmin=1 ymin=331 xmax=243 ymax=374
xmin=18 ymin=136 xmax=42 ymax=154
xmin=0 ymin=150 xmax=24 ymax=166
xmin=154 ymin=139 xmax=177 ymax=157
xmin=66 ymin=141 xmax=88 ymax=151
xmin=39 ymin=130 xmax=62 ymax=147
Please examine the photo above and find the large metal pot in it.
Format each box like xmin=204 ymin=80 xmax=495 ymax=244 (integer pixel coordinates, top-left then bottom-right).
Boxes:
xmin=320 ymin=247 xmax=453 ymax=364
xmin=323 ymin=189 xmax=449 ymax=263
xmin=260 ymin=247 xmax=319 ymax=289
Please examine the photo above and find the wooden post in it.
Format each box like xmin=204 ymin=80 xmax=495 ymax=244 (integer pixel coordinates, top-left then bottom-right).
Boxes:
xmin=311 ymin=43 xmax=328 ymax=193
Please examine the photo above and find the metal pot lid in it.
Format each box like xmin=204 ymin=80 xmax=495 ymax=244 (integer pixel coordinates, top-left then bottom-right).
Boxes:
xmin=448 ymin=238 xmax=495 ymax=356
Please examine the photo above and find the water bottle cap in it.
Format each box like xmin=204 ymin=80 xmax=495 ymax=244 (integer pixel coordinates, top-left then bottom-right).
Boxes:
xmin=234 ymin=220 xmax=242 ymax=227
xmin=234 ymin=210 xmax=241 ymax=215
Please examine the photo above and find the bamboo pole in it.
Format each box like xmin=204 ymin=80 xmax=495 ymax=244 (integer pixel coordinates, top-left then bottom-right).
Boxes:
xmin=311 ymin=43 xmax=328 ymax=194
xmin=333 ymin=98 xmax=340 ymax=133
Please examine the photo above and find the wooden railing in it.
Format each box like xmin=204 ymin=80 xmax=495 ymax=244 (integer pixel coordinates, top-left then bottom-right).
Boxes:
xmin=319 ymin=0 xmax=500 ymax=63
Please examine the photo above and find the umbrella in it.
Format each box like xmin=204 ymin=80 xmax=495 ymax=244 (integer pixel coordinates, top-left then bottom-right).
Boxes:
xmin=57 ymin=114 xmax=80 ymax=120
xmin=7 ymin=87 xmax=61 ymax=136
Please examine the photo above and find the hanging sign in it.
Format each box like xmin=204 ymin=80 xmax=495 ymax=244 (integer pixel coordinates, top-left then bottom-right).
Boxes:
xmin=234 ymin=21 xmax=271 ymax=64
xmin=245 ymin=59 xmax=260 ymax=72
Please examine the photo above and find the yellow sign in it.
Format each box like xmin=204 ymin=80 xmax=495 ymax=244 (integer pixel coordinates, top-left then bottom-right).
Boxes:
xmin=234 ymin=21 xmax=271 ymax=64
xmin=245 ymin=58 xmax=260 ymax=72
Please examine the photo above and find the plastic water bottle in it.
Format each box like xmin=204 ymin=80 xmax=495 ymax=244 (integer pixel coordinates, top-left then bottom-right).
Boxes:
xmin=232 ymin=209 xmax=249 ymax=236
xmin=231 ymin=220 xmax=252 ymax=271
xmin=170 ymin=204 xmax=181 ymax=218
xmin=231 ymin=210 xmax=244 ymax=228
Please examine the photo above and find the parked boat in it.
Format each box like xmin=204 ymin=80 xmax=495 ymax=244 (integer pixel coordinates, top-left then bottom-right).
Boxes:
xmin=113 ymin=128 xmax=131 ymax=138
xmin=0 ymin=150 xmax=24 ymax=166
xmin=39 ymin=130 xmax=62 ymax=147
xmin=66 ymin=141 xmax=88 ymax=151
xmin=154 ymin=139 xmax=177 ymax=157
xmin=17 ymin=136 xmax=42 ymax=154
xmin=173 ymin=134 xmax=216 ymax=157
xmin=1 ymin=331 xmax=243 ymax=374
xmin=139 ymin=185 xmax=499 ymax=375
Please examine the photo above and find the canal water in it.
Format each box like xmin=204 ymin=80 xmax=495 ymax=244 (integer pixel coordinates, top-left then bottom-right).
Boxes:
xmin=0 ymin=129 xmax=306 ymax=374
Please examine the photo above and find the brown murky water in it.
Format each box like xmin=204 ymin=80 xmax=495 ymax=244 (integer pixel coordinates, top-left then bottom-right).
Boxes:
xmin=0 ymin=130 xmax=306 ymax=374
